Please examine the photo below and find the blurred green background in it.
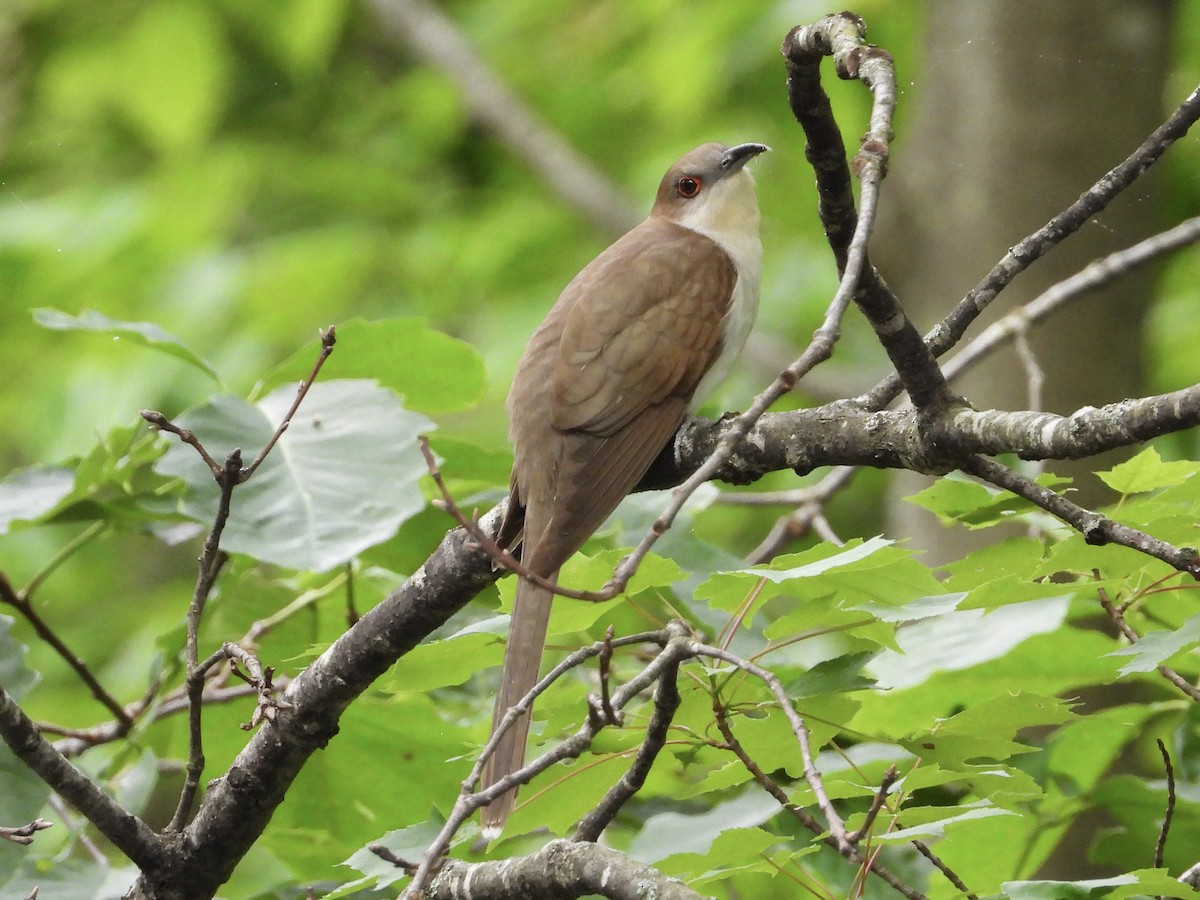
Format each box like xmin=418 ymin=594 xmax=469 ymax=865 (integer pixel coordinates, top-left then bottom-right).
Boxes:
xmin=2 ymin=0 xmax=1200 ymax=894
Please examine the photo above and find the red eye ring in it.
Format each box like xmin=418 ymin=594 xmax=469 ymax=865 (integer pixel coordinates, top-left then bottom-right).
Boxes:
xmin=676 ymin=176 xmax=702 ymax=198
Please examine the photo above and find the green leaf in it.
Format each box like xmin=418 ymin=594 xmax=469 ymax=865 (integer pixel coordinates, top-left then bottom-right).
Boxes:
xmin=754 ymin=536 xmax=895 ymax=583
xmin=1097 ymin=446 xmax=1200 ymax=495
xmin=340 ymin=813 xmax=447 ymax=890
xmin=1002 ymin=870 xmax=1191 ymax=899
xmin=655 ymin=826 xmax=780 ymax=883
xmin=0 ymin=620 xmax=50 ymax=848
xmin=778 ymin=651 xmax=878 ymax=698
xmin=424 ymin=435 xmax=512 ymax=486
xmin=155 ymin=379 xmax=434 ymax=571
xmin=0 ymin=423 xmax=177 ymax=534
xmin=266 ymin=318 xmax=486 ymax=413
xmin=906 ymin=472 xmax=1071 ymax=528
xmin=1109 ymin=612 xmax=1200 ymax=675
xmin=627 ymin=789 xmax=781 ymax=863
xmin=494 ymin=549 xmax=686 ymax=637
xmin=33 ymin=308 xmax=221 ymax=382
xmin=873 ymin=801 xmax=1015 ymax=842
xmin=904 ymin=693 xmax=1074 ymax=766
xmin=380 ymin=628 xmax=503 ymax=693
xmin=0 ymin=619 xmax=36 ymax=701
xmin=699 ymin=537 xmax=941 ymax=630
xmin=0 ymin=466 xmax=76 ymax=535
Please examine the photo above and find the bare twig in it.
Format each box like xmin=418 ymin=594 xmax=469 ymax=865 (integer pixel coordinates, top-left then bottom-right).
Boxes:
xmin=1155 ymin=739 xmax=1175 ymax=870
xmin=575 ymin=653 xmax=680 ymax=842
xmin=847 ymin=765 xmax=898 ymax=844
xmin=167 ymin=451 xmax=238 ymax=832
xmin=865 ymin=86 xmax=1200 ymax=409
xmin=368 ymin=843 xmax=418 ymax=874
xmin=0 ymin=818 xmax=52 ymax=845
xmin=942 ymin=216 xmax=1200 ymax=386
xmin=140 ymin=410 xmax=223 ymax=474
xmin=963 ymin=456 xmax=1200 ymax=576
xmin=0 ymin=571 xmax=131 ymax=728
xmin=742 ymin=467 xmax=855 ymax=563
xmin=596 ymin=625 xmax=617 ymax=726
xmin=151 ymin=328 xmax=335 ymax=832
xmin=694 ymin=641 xmax=847 ymax=849
xmin=911 ymin=839 xmax=978 ymax=899
xmin=782 ymin=14 xmax=952 ymax=413
xmin=195 ymin=642 xmax=293 ymax=731
xmin=711 ymin=701 xmax=924 ymax=900
xmin=46 ymin=675 xmax=291 ymax=758
xmin=239 ymin=326 xmax=336 ymax=480
xmin=405 ymin=626 xmax=682 ymax=897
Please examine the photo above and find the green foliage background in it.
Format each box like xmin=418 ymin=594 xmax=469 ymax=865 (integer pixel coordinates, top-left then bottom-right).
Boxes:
xmin=1 ymin=1 xmax=1200 ymax=898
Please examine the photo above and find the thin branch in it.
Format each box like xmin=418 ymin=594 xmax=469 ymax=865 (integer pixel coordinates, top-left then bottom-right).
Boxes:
xmin=865 ymin=85 xmax=1200 ymax=409
xmin=847 ymin=765 xmax=898 ymax=844
xmin=711 ymin=701 xmax=924 ymax=900
xmin=239 ymin=325 xmax=336 ymax=481
xmin=910 ymin=839 xmax=978 ymax=900
xmin=0 ymin=571 xmax=131 ymax=728
xmin=964 ymin=456 xmax=1200 ymax=575
xmin=782 ymin=14 xmax=952 ymax=412
xmin=149 ymin=327 xmax=336 ymax=832
xmin=140 ymin=411 xmax=223 ymax=475
xmin=691 ymin=641 xmax=847 ymax=850
xmin=168 ymin=451 xmax=238 ymax=832
xmin=942 ymin=216 xmax=1200 ymax=385
xmin=575 ymin=653 xmax=681 ymax=841
xmin=743 ymin=467 xmax=855 ymax=564
xmin=196 ymin=642 xmax=293 ymax=731
xmin=405 ymin=625 xmax=684 ymax=897
xmin=0 ymin=687 xmax=161 ymax=870
xmin=45 ymin=673 xmax=291 ymax=758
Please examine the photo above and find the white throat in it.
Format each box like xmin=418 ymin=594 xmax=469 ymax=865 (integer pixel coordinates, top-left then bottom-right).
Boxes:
xmin=676 ymin=170 xmax=763 ymax=404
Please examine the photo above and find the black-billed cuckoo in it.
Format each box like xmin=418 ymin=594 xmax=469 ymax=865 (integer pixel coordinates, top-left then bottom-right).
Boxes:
xmin=483 ymin=141 xmax=769 ymax=833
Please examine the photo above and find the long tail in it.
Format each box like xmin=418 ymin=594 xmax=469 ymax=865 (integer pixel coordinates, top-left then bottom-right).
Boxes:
xmin=480 ymin=574 xmax=554 ymax=835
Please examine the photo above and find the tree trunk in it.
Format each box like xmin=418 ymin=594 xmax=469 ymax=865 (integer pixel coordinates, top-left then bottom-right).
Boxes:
xmin=878 ymin=0 xmax=1171 ymax=565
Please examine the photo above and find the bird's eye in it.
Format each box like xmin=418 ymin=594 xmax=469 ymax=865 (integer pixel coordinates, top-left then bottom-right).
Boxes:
xmin=676 ymin=176 xmax=702 ymax=198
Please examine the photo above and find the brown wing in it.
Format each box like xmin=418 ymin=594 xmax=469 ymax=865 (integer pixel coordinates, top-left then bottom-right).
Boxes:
xmin=504 ymin=216 xmax=736 ymax=575
xmin=550 ymin=217 xmax=736 ymax=436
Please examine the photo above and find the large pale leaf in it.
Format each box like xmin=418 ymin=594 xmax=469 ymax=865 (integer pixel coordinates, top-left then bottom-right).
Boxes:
xmin=156 ymin=379 xmax=432 ymax=571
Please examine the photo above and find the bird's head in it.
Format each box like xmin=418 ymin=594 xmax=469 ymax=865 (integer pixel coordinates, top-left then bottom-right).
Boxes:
xmin=651 ymin=142 xmax=769 ymax=236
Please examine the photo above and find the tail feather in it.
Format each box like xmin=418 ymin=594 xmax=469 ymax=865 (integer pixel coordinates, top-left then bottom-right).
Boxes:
xmin=480 ymin=575 xmax=554 ymax=835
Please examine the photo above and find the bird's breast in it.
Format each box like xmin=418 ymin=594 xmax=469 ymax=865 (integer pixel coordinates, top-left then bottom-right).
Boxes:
xmin=691 ymin=226 xmax=762 ymax=406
